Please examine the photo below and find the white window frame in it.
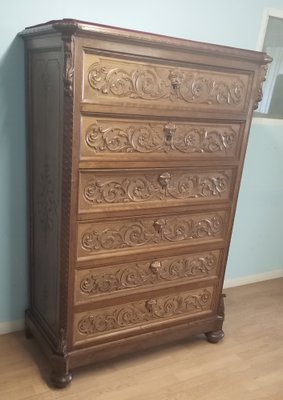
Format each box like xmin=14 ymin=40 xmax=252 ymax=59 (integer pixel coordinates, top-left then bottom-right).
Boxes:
xmin=255 ymin=8 xmax=283 ymax=121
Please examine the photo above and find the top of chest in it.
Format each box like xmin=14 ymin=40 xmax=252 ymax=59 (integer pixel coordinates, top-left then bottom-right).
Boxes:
xmin=20 ymin=18 xmax=271 ymax=117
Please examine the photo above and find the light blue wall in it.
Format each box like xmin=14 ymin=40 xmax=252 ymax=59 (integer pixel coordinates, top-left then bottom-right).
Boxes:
xmin=1 ymin=0 xmax=283 ymax=324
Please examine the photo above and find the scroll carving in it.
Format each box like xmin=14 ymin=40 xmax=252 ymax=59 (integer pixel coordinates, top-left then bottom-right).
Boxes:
xmin=79 ymin=252 xmax=218 ymax=296
xmin=80 ymin=213 xmax=224 ymax=254
xmin=82 ymin=171 xmax=230 ymax=206
xmin=85 ymin=121 xmax=238 ymax=155
xmin=63 ymin=40 xmax=74 ymax=96
xmin=87 ymin=60 xmax=246 ymax=107
xmin=56 ymin=328 xmax=67 ymax=355
xmin=254 ymin=59 xmax=271 ymax=110
xmin=77 ymin=288 xmax=213 ymax=336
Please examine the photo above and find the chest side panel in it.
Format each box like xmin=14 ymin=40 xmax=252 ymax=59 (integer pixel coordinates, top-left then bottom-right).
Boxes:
xmin=29 ymin=48 xmax=63 ymax=334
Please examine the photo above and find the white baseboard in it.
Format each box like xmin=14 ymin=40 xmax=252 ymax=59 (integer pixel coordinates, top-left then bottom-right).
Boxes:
xmin=0 ymin=270 xmax=282 ymax=335
xmin=224 ymin=269 xmax=283 ymax=288
xmin=0 ymin=319 xmax=24 ymax=335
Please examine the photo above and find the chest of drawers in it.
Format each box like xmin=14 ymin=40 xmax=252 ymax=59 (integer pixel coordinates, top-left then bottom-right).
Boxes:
xmin=20 ymin=19 xmax=271 ymax=388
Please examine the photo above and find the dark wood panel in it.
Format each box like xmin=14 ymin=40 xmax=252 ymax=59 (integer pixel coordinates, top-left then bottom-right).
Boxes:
xmin=29 ymin=49 xmax=63 ymax=333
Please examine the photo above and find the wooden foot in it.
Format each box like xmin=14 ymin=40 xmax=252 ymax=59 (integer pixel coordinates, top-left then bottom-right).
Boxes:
xmin=24 ymin=325 xmax=34 ymax=340
xmin=50 ymin=370 xmax=73 ymax=388
xmin=205 ymin=330 xmax=225 ymax=344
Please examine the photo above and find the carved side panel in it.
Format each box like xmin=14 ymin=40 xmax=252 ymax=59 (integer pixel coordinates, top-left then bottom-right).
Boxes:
xmin=77 ymin=211 xmax=227 ymax=260
xmin=80 ymin=117 xmax=241 ymax=160
xmin=83 ymin=53 xmax=250 ymax=112
xmin=30 ymin=51 xmax=63 ymax=331
xmin=78 ymin=169 xmax=233 ymax=213
xmin=74 ymin=250 xmax=221 ymax=303
xmin=73 ymin=287 xmax=214 ymax=343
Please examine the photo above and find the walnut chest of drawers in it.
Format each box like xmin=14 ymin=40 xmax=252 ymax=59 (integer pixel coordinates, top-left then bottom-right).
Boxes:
xmin=20 ymin=19 xmax=271 ymax=387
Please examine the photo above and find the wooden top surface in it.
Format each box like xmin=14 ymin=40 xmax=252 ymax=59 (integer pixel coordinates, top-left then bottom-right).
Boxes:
xmin=20 ymin=18 xmax=271 ymax=64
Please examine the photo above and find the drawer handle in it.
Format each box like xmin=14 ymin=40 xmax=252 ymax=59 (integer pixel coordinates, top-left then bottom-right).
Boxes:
xmin=158 ymin=172 xmax=171 ymax=188
xmin=164 ymin=122 xmax=176 ymax=143
xmin=169 ymin=70 xmax=183 ymax=90
xmin=145 ymin=299 xmax=157 ymax=312
xmin=153 ymin=218 xmax=165 ymax=233
xmin=149 ymin=260 xmax=162 ymax=273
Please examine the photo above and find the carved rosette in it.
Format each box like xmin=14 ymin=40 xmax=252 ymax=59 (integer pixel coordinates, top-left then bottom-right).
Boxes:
xmin=87 ymin=60 xmax=246 ymax=108
xmin=84 ymin=121 xmax=238 ymax=155
xmin=82 ymin=171 xmax=230 ymax=206
xmin=80 ymin=213 xmax=224 ymax=254
xmin=79 ymin=252 xmax=219 ymax=297
xmin=77 ymin=288 xmax=213 ymax=337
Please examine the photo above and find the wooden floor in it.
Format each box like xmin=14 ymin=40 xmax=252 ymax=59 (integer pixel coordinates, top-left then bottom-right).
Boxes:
xmin=1 ymin=278 xmax=283 ymax=400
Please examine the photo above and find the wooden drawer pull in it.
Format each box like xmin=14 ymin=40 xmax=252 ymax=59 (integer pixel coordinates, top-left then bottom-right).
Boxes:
xmin=153 ymin=218 xmax=164 ymax=233
xmin=158 ymin=172 xmax=171 ymax=188
xmin=149 ymin=260 xmax=162 ymax=273
xmin=164 ymin=122 xmax=176 ymax=143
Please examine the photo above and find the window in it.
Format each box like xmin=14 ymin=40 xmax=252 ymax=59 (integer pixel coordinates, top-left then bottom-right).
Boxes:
xmin=256 ymin=9 xmax=283 ymax=119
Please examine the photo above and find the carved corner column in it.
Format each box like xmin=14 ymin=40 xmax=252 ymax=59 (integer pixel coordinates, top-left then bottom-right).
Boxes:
xmin=53 ymin=21 xmax=77 ymax=388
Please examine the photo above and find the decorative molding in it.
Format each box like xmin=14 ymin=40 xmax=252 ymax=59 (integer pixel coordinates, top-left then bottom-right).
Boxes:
xmin=80 ymin=213 xmax=224 ymax=254
xmin=77 ymin=288 xmax=213 ymax=337
xmin=79 ymin=252 xmax=219 ymax=297
xmin=84 ymin=121 xmax=239 ymax=155
xmin=56 ymin=328 xmax=67 ymax=355
xmin=82 ymin=170 xmax=231 ymax=206
xmin=87 ymin=60 xmax=246 ymax=108
xmin=59 ymin=33 xmax=75 ymax=333
xmin=63 ymin=39 xmax=74 ymax=97
xmin=254 ymin=61 xmax=271 ymax=110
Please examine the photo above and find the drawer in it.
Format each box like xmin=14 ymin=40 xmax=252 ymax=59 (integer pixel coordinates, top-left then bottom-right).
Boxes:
xmin=73 ymin=285 xmax=215 ymax=344
xmin=77 ymin=210 xmax=228 ymax=261
xmin=80 ymin=116 xmax=243 ymax=162
xmin=83 ymin=53 xmax=250 ymax=114
xmin=78 ymin=168 xmax=234 ymax=215
xmin=74 ymin=249 xmax=222 ymax=304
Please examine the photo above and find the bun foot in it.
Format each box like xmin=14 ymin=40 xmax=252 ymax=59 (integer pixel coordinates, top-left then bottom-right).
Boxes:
xmin=25 ymin=326 xmax=34 ymax=339
xmin=50 ymin=371 xmax=73 ymax=388
xmin=205 ymin=329 xmax=224 ymax=344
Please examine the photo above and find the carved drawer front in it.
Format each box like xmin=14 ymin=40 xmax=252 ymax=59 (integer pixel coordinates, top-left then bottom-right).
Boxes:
xmin=73 ymin=286 xmax=214 ymax=344
xmin=77 ymin=210 xmax=227 ymax=261
xmin=75 ymin=250 xmax=221 ymax=304
xmin=79 ymin=168 xmax=234 ymax=214
xmin=83 ymin=53 xmax=250 ymax=113
xmin=80 ymin=117 xmax=242 ymax=161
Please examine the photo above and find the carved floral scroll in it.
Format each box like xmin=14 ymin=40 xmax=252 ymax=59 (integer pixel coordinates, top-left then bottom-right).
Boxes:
xmin=76 ymin=251 xmax=219 ymax=300
xmin=76 ymin=287 xmax=213 ymax=338
xmin=86 ymin=56 xmax=247 ymax=110
xmin=78 ymin=212 xmax=225 ymax=257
